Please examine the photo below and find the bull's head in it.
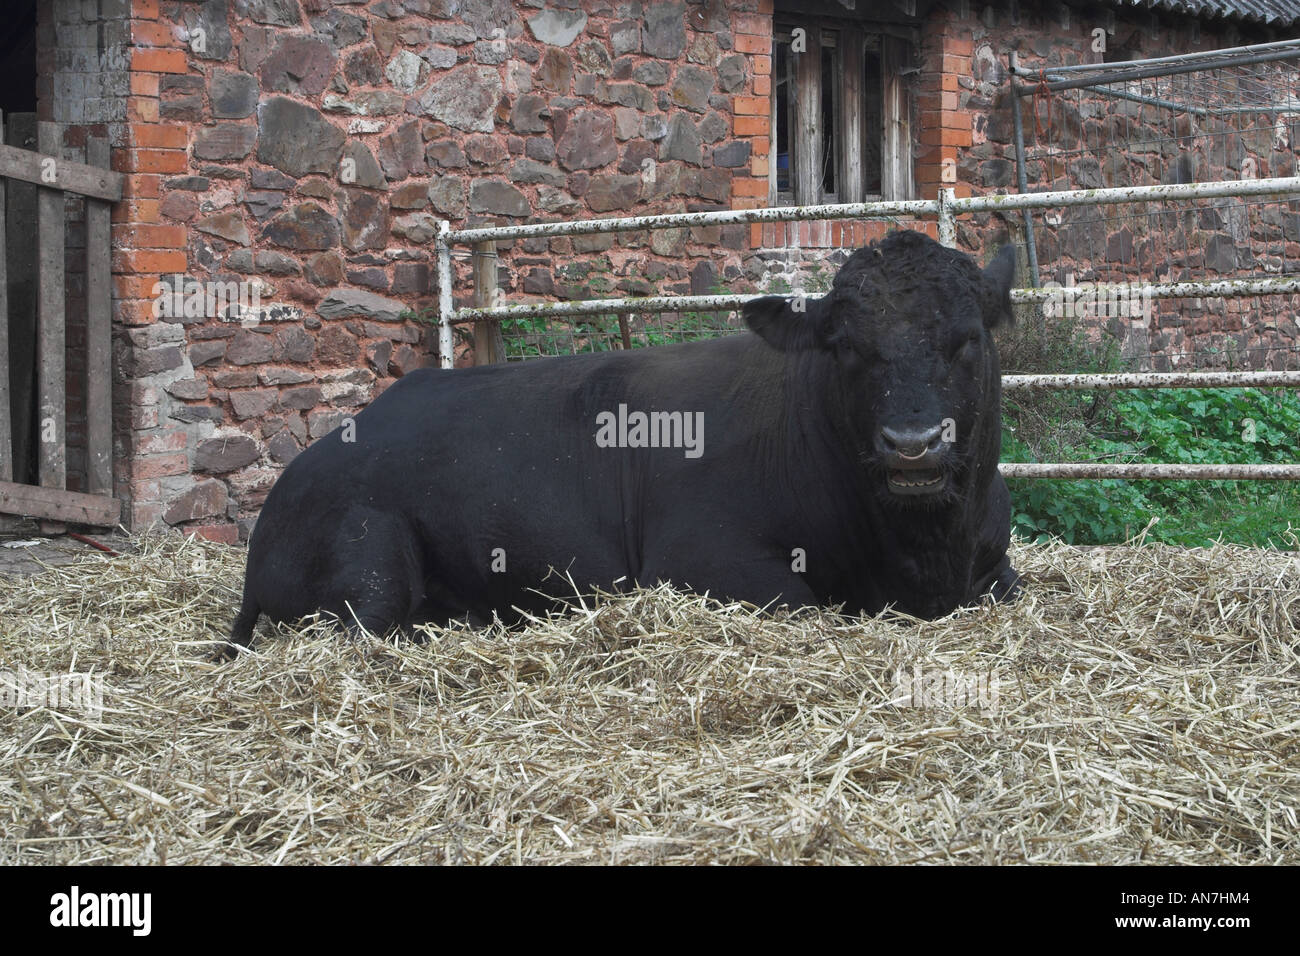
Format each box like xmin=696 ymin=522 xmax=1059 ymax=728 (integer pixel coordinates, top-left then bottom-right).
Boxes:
xmin=743 ymin=231 xmax=1016 ymax=505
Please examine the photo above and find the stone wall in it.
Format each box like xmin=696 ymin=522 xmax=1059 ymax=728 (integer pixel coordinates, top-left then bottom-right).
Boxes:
xmin=31 ymin=0 xmax=1298 ymax=537
xmin=940 ymin=1 xmax=1298 ymax=371
xmin=94 ymin=0 xmax=774 ymax=540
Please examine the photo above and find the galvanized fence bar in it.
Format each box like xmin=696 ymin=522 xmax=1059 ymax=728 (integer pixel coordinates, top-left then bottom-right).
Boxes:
xmin=435 ymin=220 xmax=454 ymax=369
xmin=999 ymin=463 xmax=1300 ymax=479
xmin=1003 ymin=371 xmax=1300 ymax=390
xmin=953 ymin=176 xmax=1300 ymax=215
xmin=434 ymin=179 xmax=1300 ymax=480
xmin=1010 ymin=276 xmax=1300 ymax=303
xmin=446 ymin=197 xmax=940 ymax=245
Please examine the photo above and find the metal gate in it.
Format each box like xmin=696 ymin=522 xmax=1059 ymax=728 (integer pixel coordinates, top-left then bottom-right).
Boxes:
xmin=434 ymin=175 xmax=1300 ymax=484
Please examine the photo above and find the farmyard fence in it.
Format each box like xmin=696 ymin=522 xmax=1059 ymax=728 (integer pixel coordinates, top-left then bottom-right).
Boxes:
xmin=434 ymin=175 xmax=1300 ymax=482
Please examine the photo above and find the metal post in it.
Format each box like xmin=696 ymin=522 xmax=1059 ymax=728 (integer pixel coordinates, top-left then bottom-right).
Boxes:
xmin=937 ymin=187 xmax=956 ymax=247
xmin=435 ymin=220 xmax=454 ymax=369
xmin=1008 ymin=52 xmax=1041 ymax=288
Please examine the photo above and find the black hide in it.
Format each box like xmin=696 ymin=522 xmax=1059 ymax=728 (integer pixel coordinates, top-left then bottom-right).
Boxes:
xmin=227 ymin=230 xmax=1020 ymax=654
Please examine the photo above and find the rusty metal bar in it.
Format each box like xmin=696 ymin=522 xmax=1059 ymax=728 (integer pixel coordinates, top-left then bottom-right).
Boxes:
xmin=1003 ymin=371 xmax=1300 ymax=390
xmin=955 ymin=176 xmax=1300 ymax=214
xmin=1010 ymin=276 xmax=1300 ymax=303
xmin=446 ymin=198 xmax=941 ymax=244
xmin=999 ymin=463 xmax=1300 ymax=479
xmin=1009 ymin=37 xmax=1300 ymax=74
xmin=451 ymin=293 xmax=758 ymax=323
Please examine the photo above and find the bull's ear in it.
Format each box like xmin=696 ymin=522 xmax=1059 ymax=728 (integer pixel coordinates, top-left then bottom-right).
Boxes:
xmin=981 ymin=245 xmax=1017 ymax=329
xmin=743 ymin=293 xmax=832 ymax=352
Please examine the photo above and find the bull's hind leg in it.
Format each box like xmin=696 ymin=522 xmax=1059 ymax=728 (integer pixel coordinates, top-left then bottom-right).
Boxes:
xmin=322 ymin=508 xmax=427 ymax=640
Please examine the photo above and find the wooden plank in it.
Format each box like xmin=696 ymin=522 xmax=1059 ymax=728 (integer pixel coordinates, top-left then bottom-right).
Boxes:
xmin=0 ymin=479 xmax=120 ymax=526
xmin=472 ymin=240 xmax=504 ymax=365
xmin=881 ymin=36 xmax=914 ymax=202
xmin=617 ymin=314 xmax=631 ymax=350
xmin=36 ymin=121 xmax=65 ymax=493
xmin=0 ymin=112 xmax=10 ymax=483
xmin=85 ymin=135 xmax=112 ymax=496
xmin=7 ymin=113 xmax=38 ymax=486
xmin=840 ymin=31 xmax=865 ymax=204
xmin=794 ymin=25 xmax=822 ymax=206
xmin=0 ymin=142 xmax=124 ymax=202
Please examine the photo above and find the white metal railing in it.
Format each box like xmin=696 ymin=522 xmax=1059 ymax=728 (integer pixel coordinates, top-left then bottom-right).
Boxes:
xmin=432 ymin=176 xmax=1300 ymax=481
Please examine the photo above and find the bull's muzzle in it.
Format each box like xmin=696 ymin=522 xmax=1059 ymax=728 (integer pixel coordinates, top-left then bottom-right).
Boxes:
xmin=879 ymin=424 xmax=948 ymax=496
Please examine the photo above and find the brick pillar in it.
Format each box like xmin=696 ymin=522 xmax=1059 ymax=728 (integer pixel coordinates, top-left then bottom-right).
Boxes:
xmin=110 ymin=0 xmax=193 ymax=530
xmin=730 ymin=1 xmax=773 ymax=248
xmin=916 ymin=10 xmax=975 ymax=201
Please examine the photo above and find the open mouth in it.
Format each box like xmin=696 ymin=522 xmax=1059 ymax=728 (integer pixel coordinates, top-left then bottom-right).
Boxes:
xmin=887 ymin=468 xmax=946 ymax=495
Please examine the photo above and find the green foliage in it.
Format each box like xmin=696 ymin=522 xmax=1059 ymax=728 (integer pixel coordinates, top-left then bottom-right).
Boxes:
xmin=1005 ymin=388 xmax=1300 ymax=548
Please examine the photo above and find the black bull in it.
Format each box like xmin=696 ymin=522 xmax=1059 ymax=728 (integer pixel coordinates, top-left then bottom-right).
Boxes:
xmin=226 ymin=231 xmax=1021 ymax=655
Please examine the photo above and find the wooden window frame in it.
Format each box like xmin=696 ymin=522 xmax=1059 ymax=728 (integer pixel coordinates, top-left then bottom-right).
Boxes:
xmin=770 ymin=22 xmax=914 ymax=206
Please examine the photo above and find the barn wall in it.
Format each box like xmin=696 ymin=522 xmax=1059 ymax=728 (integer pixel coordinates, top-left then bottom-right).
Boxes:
xmin=98 ymin=0 xmax=1296 ymax=538
xmin=931 ymin=0 xmax=1299 ymax=372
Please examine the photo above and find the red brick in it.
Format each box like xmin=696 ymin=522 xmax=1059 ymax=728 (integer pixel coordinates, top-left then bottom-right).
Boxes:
xmin=920 ymin=127 xmax=971 ymax=148
xmin=753 ymin=54 xmax=771 ymax=76
xmin=129 ymin=453 xmax=190 ymax=480
xmin=945 ymin=35 xmax=974 ymax=57
xmin=131 ymin=73 xmax=160 ymax=97
xmin=918 ymin=91 xmax=960 ymax=112
xmin=131 ymin=49 xmax=188 ymax=74
xmin=131 ymin=123 xmax=187 ymax=148
xmin=132 ymin=429 xmax=189 ymax=455
xmin=114 ymin=249 xmax=188 ymax=273
xmin=121 ymin=173 xmax=161 ymax=199
xmin=113 ymin=223 xmax=187 ymax=248
xmin=750 ymin=136 xmax=770 ymax=157
xmin=132 ymin=0 xmax=160 ymax=17
xmin=127 ymin=97 xmax=160 ymax=123
xmin=121 ymin=148 xmax=188 ymax=174
xmin=757 ymin=0 xmax=774 ymax=13
xmin=753 ymin=74 xmax=771 ymax=96
xmin=115 ymin=275 xmax=164 ymax=299
xmin=734 ymin=95 xmax=768 ymax=116
xmin=941 ymin=54 xmax=969 ymax=75
xmin=751 ymin=155 xmax=769 ymax=177
xmin=731 ymin=176 xmax=767 ymax=198
xmin=732 ymin=197 xmax=765 ymax=210
xmin=750 ymin=223 xmax=763 ymax=247
xmin=939 ymin=110 xmax=973 ymax=130
xmin=733 ymin=34 xmax=769 ymax=55
xmin=127 ymin=479 xmax=161 ymax=501
xmin=186 ymin=523 xmax=239 ymax=545
xmin=111 ymin=199 xmax=162 ymax=224
xmin=131 ymin=21 xmax=173 ymax=46
xmin=733 ymin=13 xmax=771 ymax=35
xmin=734 ymin=116 xmax=770 ymax=136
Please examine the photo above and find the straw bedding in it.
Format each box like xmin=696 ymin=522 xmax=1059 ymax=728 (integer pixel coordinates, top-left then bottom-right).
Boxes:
xmin=1 ymin=531 xmax=1297 ymax=864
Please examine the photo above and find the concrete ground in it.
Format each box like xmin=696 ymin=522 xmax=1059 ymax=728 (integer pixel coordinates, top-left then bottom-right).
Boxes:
xmin=0 ymin=529 xmax=138 ymax=577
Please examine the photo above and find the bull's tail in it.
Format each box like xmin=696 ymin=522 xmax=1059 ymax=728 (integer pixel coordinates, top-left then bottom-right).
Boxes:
xmin=217 ymin=589 xmax=261 ymax=661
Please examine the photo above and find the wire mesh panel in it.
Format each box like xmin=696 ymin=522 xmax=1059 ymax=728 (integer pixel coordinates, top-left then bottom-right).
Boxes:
xmin=1011 ymin=43 xmax=1300 ymax=372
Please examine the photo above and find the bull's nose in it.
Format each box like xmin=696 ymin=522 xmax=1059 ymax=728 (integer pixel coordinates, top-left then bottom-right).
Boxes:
xmin=880 ymin=424 xmax=944 ymax=460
